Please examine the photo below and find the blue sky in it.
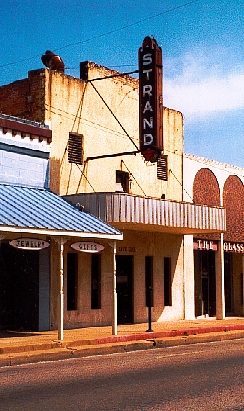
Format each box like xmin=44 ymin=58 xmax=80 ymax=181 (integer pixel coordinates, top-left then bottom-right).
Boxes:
xmin=1 ymin=0 xmax=243 ymax=167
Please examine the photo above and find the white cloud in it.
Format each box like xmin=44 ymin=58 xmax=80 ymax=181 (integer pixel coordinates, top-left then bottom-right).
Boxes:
xmin=164 ymin=51 xmax=244 ymax=119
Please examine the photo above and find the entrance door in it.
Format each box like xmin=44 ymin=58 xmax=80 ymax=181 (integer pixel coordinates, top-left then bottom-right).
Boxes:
xmin=0 ymin=243 xmax=39 ymax=331
xmin=116 ymin=255 xmax=133 ymax=324
xmin=224 ymin=253 xmax=233 ymax=314
xmin=194 ymin=250 xmax=216 ymax=317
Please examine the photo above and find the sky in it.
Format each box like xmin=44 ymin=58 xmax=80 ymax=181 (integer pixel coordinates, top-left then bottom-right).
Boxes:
xmin=0 ymin=0 xmax=243 ymax=167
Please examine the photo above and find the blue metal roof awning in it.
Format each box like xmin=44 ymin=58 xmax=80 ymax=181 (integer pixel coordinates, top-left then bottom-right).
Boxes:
xmin=0 ymin=183 xmax=123 ymax=240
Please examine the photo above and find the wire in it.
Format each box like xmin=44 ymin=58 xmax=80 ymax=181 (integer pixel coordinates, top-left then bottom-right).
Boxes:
xmin=76 ymin=163 xmax=96 ymax=193
xmin=89 ymin=82 xmax=139 ymax=150
xmin=169 ymin=168 xmax=193 ymax=201
xmin=88 ymin=70 xmax=139 ymax=82
xmin=46 ymin=103 xmax=244 ymax=175
xmin=121 ymin=160 xmax=147 ymax=196
xmin=52 ymin=0 xmax=202 ymax=52
xmin=0 ymin=0 xmax=201 ymax=71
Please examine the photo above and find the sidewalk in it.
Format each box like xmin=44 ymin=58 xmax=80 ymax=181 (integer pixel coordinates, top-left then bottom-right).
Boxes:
xmin=0 ymin=317 xmax=243 ymax=367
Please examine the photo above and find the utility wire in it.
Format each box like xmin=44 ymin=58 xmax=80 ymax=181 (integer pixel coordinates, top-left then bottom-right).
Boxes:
xmin=89 ymin=82 xmax=139 ymax=150
xmin=121 ymin=160 xmax=147 ymax=196
xmin=88 ymin=70 xmax=139 ymax=81
xmin=169 ymin=168 xmax=193 ymax=201
xmin=45 ymin=103 xmax=244 ymax=175
xmin=51 ymin=0 xmax=202 ymax=53
xmin=0 ymin=0 xmax=201 ymax=70
xmin=76 ymin=163 xmax=96 ymax=193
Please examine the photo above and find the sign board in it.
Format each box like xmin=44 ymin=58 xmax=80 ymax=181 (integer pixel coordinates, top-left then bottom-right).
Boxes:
xmin=9 ymin=238 xmax=50 ymax=251
xmin=194 ymin=239 xmax=244 ymax=254
xmin=138 ymin=36 xmax=163 ymax=162
xmin=224 ymin=242 xmax=244 ymax=253
xmin=193 ymin=240 xmax=218 ymax=251
xmin=71 ymin=241 xmax=104 ymax=253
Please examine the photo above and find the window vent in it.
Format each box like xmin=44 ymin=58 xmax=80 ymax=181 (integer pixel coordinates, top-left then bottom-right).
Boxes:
xmin=68 ymin=133 xmax=83 ymax=164
xmin=116 ymin=170 xmax=130 ymax=193
xmin=157 ymin=155 xmax=168 ymax=181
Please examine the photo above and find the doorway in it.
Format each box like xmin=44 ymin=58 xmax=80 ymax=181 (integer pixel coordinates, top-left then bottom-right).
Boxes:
xmin=224 ymin=253 xmax=233 ymax=314
xmin=116 ymin=255 xmax=133 ymax=324
xmin=194 ymin=250 xmax=216 ymax=317
xmin=0 ymin=243 xmax=39 ymax=331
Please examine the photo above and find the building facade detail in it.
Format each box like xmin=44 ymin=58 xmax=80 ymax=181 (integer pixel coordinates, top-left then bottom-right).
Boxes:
xmin=0 ymin=56 xmax=242 ymax=332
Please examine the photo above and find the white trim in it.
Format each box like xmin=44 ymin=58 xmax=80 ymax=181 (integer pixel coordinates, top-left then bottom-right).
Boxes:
xmin=0 ymin=226 xmax=123 ymax=240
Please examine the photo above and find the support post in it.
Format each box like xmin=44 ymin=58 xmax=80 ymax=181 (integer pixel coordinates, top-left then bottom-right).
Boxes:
xmin=112 ymin=240 xmax=117 ymax=336
xmin=56 ymin=237 xmax=66 ymax=341
xmin=216 ymin=233 xmax=225 ymax=319
xmin=242 ymin=256 xmax=244 ymax=316
xmin=183 ymin=235 xmax=195 ymax=319
xmin=146 ymin=287 xmax=153 ymax=332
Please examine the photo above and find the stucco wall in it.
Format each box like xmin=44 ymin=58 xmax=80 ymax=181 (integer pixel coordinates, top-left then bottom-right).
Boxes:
xmin=0 ymin=67 xmax=184 ymax=201
xmin=52 ymin=231 xmax=184 ymax=328
xmin=50 ymin=231 xmax=184 ymax=328
xmin=43 ymin=66 xmax=183 ymax=202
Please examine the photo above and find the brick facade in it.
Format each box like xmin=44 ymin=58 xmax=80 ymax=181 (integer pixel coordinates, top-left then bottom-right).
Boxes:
xmin=193 ymin=168 xmax=220 ymax=207
xmin=0 ymin=70 xmax=45 ymax=122
xmin=223 ymin=175 xmax=244 ymax=242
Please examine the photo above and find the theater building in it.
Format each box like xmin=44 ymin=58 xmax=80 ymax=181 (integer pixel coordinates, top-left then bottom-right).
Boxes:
xmin=0 ymin=48 xmax=240 ymax=329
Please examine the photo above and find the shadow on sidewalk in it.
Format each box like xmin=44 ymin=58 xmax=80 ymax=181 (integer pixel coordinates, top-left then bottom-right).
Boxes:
xmin=0 ymin=330 xmax=44 ymax=338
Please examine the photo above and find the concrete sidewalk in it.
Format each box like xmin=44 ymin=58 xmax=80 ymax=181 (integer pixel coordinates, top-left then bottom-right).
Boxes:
xmin=0 ymin=318 xmax=243 ymax=367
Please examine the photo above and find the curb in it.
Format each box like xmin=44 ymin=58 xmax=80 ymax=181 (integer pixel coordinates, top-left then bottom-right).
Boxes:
xmin=68 ymin=324 xmax=244 ymax=347
xmin=0 ymin=330 xmax=243 ymax=368
xmin=1 ymin=324 xmax=244 ymax=354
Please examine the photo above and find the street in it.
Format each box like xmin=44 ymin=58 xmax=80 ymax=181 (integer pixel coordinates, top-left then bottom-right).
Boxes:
xmin=0 ymin=339 xmax=243 ymax=410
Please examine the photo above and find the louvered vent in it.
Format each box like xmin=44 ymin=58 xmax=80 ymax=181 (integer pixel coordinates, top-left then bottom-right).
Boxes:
xmin=68 ymin=133 xmax=83 ymax=164
xmin=157 ymin=155 xmax=168 ymax=181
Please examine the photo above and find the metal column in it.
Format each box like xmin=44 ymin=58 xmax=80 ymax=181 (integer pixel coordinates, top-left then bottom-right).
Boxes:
xmin=112 ymin=240 xmax=118 ymax=336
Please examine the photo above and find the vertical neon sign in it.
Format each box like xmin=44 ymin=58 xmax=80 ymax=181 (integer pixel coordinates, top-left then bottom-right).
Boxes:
xmin=139 ymin=37 xmax=163 ymax=162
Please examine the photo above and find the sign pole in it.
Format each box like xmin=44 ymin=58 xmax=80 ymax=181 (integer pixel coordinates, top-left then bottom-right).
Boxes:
xmin=57 ymin=237 xmax=66 ymax=341
xmin=146 ymin=286 xmax=153 ymax=332
xmin=112 ymin=240 xmax=118 ymax=336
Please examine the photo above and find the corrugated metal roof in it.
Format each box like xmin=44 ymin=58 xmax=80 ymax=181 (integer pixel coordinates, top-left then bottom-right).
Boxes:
xmin=0 ymin=183 xmax=122 ymax=239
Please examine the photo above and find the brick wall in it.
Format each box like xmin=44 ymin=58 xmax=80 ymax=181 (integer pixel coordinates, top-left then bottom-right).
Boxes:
xmin=223 ymin=175 xmax=244 ymax=241
xmin=193 ymin=168 xmax=244 ymax=242
xmin=0 ymin=79 xmax=30 ymax=118
xmin=0 ymin=70 xmax=45 ymax=123
xmin=193 ymin=168 xmax=220 ymax=206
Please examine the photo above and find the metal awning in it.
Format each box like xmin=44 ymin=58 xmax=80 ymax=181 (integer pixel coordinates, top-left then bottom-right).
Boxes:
xmin=65 ymin=192 xmax=226 ymax=235
xmin=0 ymin=183 xmax=122 ymax=240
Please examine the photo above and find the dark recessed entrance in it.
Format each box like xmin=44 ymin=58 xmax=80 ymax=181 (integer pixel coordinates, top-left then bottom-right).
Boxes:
xmin=0 ymin=243 xmax=39 ymax=331
xmin=224 ymin=253 xmax=233 ymax=315
xmin=194 ymin=250 xmax=216 ymax=317
xmin=116 ymin=255 xmax=133 ymax=324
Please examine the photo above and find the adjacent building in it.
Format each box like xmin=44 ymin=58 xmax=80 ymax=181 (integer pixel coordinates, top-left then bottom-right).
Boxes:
xmin=184 ymin=154 xmax=244 ymax=317
xmin=0 ymin=113 xmax=122 ymax=337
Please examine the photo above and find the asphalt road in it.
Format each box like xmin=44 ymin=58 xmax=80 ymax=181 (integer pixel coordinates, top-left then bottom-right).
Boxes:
xmin=0 ymin=339 xmax=243 ymax=411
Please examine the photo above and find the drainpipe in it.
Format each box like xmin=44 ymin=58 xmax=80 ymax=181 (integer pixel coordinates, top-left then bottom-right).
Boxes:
xmin=112 ymin=240 xmax=118 ymax=335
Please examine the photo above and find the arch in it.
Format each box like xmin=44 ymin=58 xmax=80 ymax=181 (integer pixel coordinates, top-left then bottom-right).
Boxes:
xmin=223 ymin=175 xmax=244 ymax=241
xmin=193 ymin=168 xmax=220 ymax=206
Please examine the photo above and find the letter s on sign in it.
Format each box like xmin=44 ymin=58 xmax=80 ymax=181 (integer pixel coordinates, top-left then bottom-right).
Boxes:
xmin=143 ymin=53 xmax=152 ymax=65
